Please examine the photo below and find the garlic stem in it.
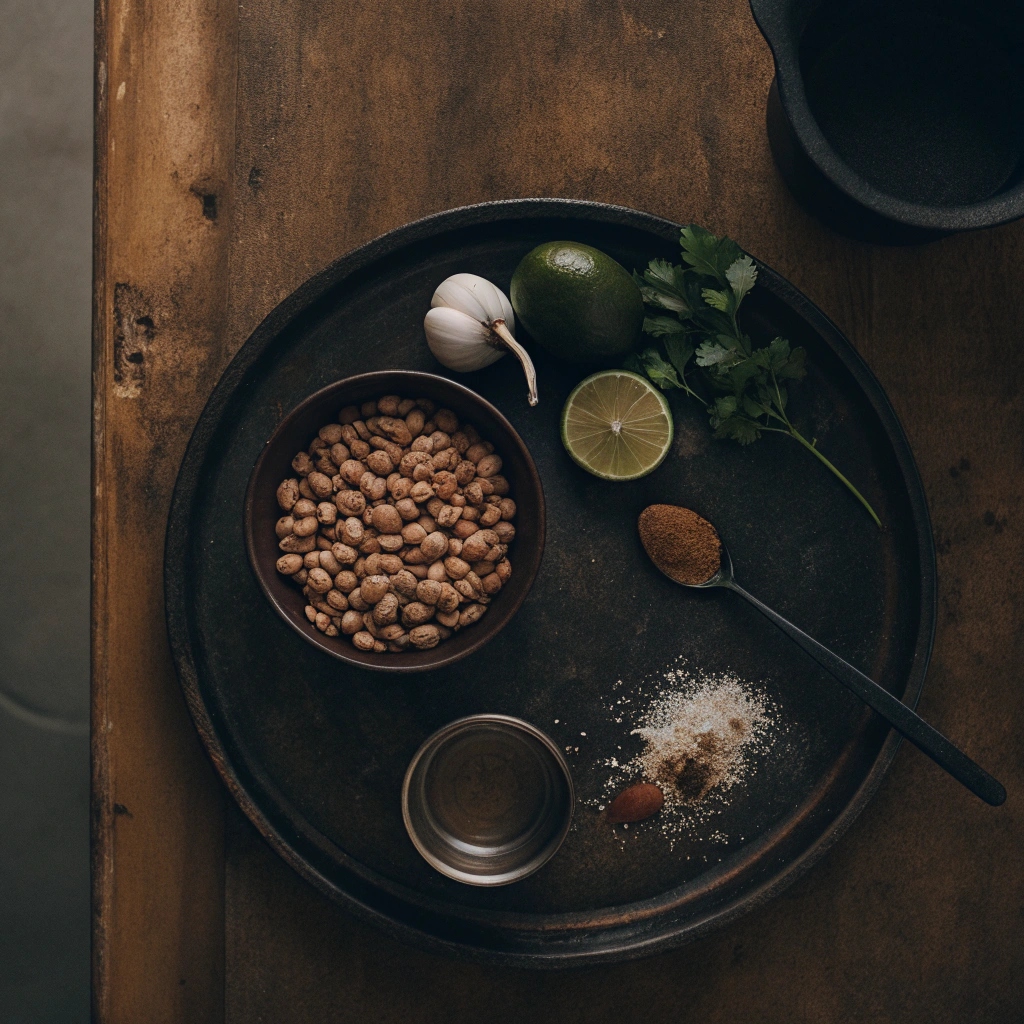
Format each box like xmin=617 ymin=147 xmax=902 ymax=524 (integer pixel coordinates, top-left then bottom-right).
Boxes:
xmin=490 ymin=319 xmax=539 ymax=406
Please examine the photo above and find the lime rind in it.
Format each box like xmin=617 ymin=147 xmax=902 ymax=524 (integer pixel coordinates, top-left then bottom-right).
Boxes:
xmin=560 ymin=370 xmax=674 ymax=481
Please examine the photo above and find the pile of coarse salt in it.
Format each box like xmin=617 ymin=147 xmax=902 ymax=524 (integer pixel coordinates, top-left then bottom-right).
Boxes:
xmin=595 ymin=663 xmax=779 ymax=845
xmin=633 ymin=674 xmax=767 ymax=810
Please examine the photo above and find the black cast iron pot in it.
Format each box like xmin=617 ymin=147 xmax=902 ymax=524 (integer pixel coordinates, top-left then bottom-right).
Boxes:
xmin=750 ymin=0 xmax=1024 ymax=244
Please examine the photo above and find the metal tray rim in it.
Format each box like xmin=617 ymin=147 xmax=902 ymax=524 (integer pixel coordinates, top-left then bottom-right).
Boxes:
xmin=164 ymin=197 xmax=936 ymax=967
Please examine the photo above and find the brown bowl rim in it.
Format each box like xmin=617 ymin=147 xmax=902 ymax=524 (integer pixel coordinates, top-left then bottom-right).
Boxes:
xmin=243 ymin=370 xmax=546 ymax=673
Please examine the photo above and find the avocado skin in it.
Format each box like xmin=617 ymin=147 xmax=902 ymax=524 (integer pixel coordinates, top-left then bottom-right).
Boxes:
xmin=510 ymin=241 xmax=644 ymax=363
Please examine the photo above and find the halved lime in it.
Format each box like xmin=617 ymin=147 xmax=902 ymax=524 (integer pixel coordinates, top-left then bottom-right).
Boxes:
xmin=560 ymin=371 xmax=674 ymax=481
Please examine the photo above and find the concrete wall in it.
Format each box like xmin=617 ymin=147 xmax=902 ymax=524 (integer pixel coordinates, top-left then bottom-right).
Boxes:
xmin=0 ymin=0 xmax=92 ymax=1017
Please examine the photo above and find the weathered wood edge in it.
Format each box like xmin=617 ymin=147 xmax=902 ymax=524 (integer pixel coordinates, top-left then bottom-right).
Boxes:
xmin=92 ymin=0 xmax=237 ymax=1014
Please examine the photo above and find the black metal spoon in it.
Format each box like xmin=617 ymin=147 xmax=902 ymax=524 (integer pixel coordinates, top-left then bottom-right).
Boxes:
xmin=640 ymin=506 xmax=1006 ymax=807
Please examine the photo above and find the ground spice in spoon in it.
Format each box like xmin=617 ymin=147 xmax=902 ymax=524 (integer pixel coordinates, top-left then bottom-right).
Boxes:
xmin=638 ymin=504 xmax=721 ymax=585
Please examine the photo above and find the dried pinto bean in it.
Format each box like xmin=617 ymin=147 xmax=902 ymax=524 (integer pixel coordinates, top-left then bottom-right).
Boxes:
xmin=307 ymin=472 xmax=332 ymax=498
xmin=479 ymin=505 xmax=502 ymax=527
xmin=371 ymin=504 xmax=403 ymax=534
xmin=453 ymin=518 xmax=478 ymax=539
xmin=378 ymin=554 xmax=404 ymax=575
xmin=331 ymin=543 xmax=358 ymax=566
xmin=436 ymin=582 xmax=460 ymax=614
xmin=352 ymin=631 xmax=375 ymax=651
xmin=390 ymin=570 xmax=419 ymax=597
xmin=405 ymin=409 xmax=426 ymax=437
xmin=410 ymin=481 xmax=434 ymax=503
xmin=377 ymin=533 xmax=404 ymax=553
xmin=318 ymin=550 xmax=341 ymax=576
xmin=373 ymin=593 xmax=400 ymax=626
xmin=415 ymin=579 xmax=443 ymax=605
xmin=409 ymin=624 xmax=440 ymax=649
xmin=341 ymin=610 xmax=363 ymax=634
xmin=334 ymin=490 xmax=366 ymax=516
xmin=402 ymin=602 xmax=435 ymax=627
xmin=459 ymin=604 xmax=487 ymax=627
xmin=279 ymin=533 xmax=316 ymax=554
xmin=307 ymin=568 xmax=333 ymax=594
xmin=276 ymin=554 xmax=303 ymax=575
xmin=420 ymin=532 xmax=449 ymax=561
xmin=361 ymin=575 xmax=390 ymax=604
xmin=277 ymin=479 xmax=300 ymax=511
xmin=402 ymin=522 xmax=427 ymax=545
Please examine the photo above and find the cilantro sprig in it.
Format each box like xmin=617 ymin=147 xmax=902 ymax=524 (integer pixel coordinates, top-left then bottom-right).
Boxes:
xmin=626 ymin=226 xmax=881 ymax=528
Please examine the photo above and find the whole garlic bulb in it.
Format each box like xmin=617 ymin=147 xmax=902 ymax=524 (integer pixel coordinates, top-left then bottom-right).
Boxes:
xmin=424 ymin=273 xmax=539 ymax=406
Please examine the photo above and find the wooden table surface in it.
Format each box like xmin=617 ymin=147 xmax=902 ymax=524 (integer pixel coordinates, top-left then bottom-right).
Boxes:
xmin=92 ymin=1 xmax=1024 ymax=1020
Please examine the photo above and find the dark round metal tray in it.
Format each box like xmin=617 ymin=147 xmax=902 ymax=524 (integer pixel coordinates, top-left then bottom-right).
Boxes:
xmin=165 ymin=199 xmax=935 ymax=966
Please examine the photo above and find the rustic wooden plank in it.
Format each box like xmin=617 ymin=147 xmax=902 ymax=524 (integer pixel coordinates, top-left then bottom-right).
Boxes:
xmin=92 ymin=0 xmax=237 ymax=1016
xmin=219 ymin=1 xmax=1024 ymax=1021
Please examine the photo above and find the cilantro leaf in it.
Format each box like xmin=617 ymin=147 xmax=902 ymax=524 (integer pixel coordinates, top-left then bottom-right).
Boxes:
xmin=663 ymin=334 xmax=694 ymax=376
xmin=725 ymin=255 xmax=757 ymax=304
xmin=679 ymin=225 xmax=743 ymax=281
xmin=694 ymin=340 xmax=736 ymax=367
xmin=714 ymin=416 xmax=761 ymax=445
xmin=701 ymin=288 xmax=732 ymax=313
xmin=742 ymin=395 xmax=769 ymax=418
xmin=643 ymin=315 xmax=687 ymax=337
xmin=727 ymin=359 xmax=763 ymax=392
xmin=638 ymin=347 xmax=681 ymax=390
xmin=710 ymin=395 xmax=738 ymax=423
xmin=635 ymin=260 xmax=689 ymax=312
xmin=776 ymin=344 xmax=807 ymax=381
xmin=709 ymin=396 xmax=760 ymax=444
xmin=767 ymin=336 xmax=790 ymax=371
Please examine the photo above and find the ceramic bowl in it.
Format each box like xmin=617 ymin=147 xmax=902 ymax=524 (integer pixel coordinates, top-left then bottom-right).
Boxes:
xmin=244 ymin=370 xmax=545 ymax=672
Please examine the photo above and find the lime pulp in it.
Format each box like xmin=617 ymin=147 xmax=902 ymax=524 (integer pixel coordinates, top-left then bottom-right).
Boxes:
xmin=559 ymin=371 xmax=674 ymax=481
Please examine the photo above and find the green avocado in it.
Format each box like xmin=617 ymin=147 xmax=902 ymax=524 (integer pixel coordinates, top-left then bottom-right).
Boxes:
xmin=509 ymin=241 xmax=644 ymax=364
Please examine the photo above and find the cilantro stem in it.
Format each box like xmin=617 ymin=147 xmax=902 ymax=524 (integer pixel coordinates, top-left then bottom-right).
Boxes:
xmin=762 ymin=424 xmax=882 ymax=528
xmin=679 ymin=378 xmax=708 ymax=408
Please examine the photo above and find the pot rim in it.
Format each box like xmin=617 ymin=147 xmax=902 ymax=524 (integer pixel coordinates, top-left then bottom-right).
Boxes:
xmin=748 ymin=0 xmax=1024 ymax=232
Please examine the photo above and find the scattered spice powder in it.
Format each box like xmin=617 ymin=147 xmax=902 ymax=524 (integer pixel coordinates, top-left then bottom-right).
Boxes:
xmin=638 ymin=504 xmax=721 ymax=586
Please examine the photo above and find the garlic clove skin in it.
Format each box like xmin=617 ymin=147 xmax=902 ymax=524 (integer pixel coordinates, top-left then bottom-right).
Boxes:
xmin=425 ymin=272 xmax=538 ymax=406
xmin=424 ymin=306 xmax=505 ymax=372
xmin=431 ymin=273 xmax=515 ymax=330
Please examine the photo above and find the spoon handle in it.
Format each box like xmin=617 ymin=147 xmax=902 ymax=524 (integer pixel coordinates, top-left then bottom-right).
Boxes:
xmin=726 ymin=581 xmax=1006 ymax=806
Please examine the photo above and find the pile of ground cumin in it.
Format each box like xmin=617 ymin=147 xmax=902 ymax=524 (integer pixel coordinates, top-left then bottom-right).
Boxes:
xmin=638 ymin=505 xmax=721 ymax=586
